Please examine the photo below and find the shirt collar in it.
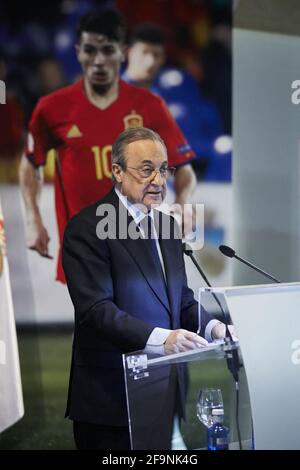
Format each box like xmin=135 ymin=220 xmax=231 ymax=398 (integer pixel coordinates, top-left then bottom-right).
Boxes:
xmin=114 ymin=187 xmax=153 ymax=225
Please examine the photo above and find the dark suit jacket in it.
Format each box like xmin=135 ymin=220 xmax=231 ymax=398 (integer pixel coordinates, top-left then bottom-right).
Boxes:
xmin=62 ymin=188 xmax=212 ymax=426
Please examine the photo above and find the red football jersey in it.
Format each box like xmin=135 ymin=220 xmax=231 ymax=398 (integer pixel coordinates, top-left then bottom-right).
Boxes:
xmin=28 ymin=79 xmax=194 ymax=282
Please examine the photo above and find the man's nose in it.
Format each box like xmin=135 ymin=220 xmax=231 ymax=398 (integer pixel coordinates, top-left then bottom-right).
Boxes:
xmin=94 ymin=52 xmax=105 ymax=65
xmin=151 ymin=168 xmax=164 ymax=184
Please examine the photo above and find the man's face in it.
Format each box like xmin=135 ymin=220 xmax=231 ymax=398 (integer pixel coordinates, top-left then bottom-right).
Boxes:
xmin=113 ymin=139 xmax=168 ymax=210
xmin=76 ymin=32 xmax=124 ymax=91
xmin=127 ymin=41 xmax=165 ymax=83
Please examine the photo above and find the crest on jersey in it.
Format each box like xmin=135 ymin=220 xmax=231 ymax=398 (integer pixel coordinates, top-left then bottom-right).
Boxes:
xmin=123 ymin=110 xmax=143 ymax=129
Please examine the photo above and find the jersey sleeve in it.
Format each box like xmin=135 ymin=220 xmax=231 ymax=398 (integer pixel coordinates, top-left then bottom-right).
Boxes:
xmin=26 ymin=98 xmax=57 ymax=166
xmin=149 ymin=95 xmax=195 ymax=167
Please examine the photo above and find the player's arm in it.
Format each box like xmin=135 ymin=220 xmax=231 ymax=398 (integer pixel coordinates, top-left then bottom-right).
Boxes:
xmin=20 ymin=99 xmax=54 ymax=257
xmin=150 ymin=95 xmax=197 ymax=205
xmin=173 ymin=163 xmax=197 ymax=235
xmin=151 ymin=95 xmax=197 ymax=233
xmin=174 ymin=163 xmax=196 ymax=206
xmin=19 ymin=154 xmax=51 ymax=258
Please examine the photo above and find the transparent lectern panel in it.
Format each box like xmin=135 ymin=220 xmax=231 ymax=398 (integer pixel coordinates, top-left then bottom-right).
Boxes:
xmin=197 ymin=283 xmax=300 ymax=450
xmin=222 ymin=282 xmax=300 ymax=450
xmin=198 ymin=288 xmax=233 ymax=330
xmin=123 ymin=341 xmax=252 ymax=450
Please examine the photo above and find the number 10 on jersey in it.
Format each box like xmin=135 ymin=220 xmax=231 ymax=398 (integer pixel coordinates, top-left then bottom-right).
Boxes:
xmin=92 ymin=145 xmax=112 ymax=180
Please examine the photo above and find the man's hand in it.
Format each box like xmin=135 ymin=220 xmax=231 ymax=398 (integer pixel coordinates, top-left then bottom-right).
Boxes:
xmin=164 ymin=329 xmax=208 ymax=355
xmin=212 ymin=323 xmax=237 ymax=341
xmin=27 ymin=217 xmax=52 ymax=258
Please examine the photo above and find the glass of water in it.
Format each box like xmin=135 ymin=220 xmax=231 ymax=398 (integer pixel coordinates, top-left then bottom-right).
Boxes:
xmin=196 ymin=388 xmax=224 ymax=428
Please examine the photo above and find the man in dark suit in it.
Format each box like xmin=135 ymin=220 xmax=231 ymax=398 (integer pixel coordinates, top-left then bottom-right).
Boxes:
xmin=62 ymin=127 xmax=230 ymax=450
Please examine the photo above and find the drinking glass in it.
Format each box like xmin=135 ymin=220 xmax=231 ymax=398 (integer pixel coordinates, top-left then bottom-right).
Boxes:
xmin=196 ymin=388 xmax=224 ymax=428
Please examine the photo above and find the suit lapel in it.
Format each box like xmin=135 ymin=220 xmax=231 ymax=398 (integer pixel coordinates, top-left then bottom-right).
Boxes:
xmin=120 ymin=234 xmax=171 ymax=312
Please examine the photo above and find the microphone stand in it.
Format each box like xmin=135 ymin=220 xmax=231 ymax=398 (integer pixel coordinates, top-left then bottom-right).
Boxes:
xmin=217 ymin=244 xmax=282 ymax=450
xmin=183 ymin=244 xmax=234 ymax=342
xmin=233 ymin=254 xmax=280 ymax=283
xmin=219 ymin=245 xmax=281 ymax=283
xmin=183 ymin=243 xmax=243 ymax=449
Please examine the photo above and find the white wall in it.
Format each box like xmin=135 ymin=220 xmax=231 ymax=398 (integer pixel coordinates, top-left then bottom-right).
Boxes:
xmin=233 ymin=28 xmax=300 ymax=284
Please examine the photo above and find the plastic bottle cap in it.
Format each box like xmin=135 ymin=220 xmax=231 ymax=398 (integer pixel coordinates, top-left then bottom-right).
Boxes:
xmin=212 ymin=408 xmax=224 ymax=415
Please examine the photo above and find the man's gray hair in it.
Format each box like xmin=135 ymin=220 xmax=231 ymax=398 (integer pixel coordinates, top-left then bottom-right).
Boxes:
xmin=111 ymin=127 xmax=167 ymax=182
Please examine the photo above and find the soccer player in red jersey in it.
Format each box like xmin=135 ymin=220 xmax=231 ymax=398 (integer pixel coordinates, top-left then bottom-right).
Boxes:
xmin=19 ymin=9 xmax=196 ymax=283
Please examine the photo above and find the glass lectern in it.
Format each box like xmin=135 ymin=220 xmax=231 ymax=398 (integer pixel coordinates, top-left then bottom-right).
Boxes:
xmin=123 ymin=283 xmax=300 ymax=450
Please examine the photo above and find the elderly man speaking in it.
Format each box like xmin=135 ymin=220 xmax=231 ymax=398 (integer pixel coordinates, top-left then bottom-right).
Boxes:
xmin=62 ymin=127 xmax=229 ymax=450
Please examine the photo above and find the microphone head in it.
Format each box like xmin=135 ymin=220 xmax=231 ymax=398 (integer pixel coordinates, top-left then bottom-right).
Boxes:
xmin=182 ymin=243 xmax=193 ymax=256
xmin=219 ymin=245 xmax=236 ymax=258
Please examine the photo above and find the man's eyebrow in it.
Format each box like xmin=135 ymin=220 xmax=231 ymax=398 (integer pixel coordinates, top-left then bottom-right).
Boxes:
xmin=83 ymin=42 xmax=114 ymax=48
xmin=140 ymin=160 xmax=168 ymax=165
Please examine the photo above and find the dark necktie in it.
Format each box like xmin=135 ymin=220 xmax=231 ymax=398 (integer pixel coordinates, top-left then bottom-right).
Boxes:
xmin=140 ymin=215 xmax=166 ymax=284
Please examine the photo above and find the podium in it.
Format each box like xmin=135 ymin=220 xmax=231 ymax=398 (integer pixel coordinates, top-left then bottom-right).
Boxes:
xmin=123 ymin=282 xmax=300 ymax=450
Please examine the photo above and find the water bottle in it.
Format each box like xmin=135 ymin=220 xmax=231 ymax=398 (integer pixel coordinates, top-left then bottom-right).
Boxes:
xmin=207 ymin=408 xmax=229 ymax=450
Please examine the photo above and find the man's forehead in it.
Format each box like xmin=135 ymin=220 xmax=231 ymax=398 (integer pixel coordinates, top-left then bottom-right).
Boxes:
xmin=125 ymin=140 xmax=167 ymax=160
xmin=80 ymin=31 xmax=118 ymax=45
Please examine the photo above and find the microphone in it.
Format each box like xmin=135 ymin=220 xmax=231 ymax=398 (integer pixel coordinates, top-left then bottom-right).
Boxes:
xmin=219 ymin=245 xmax=281 ymax=283
xmin=182 ymin=243 xmax=213 ymax=292
xmin=183 ymin=243 xmax=240 ymax=381
xmin=183 ymin=243 xmax=244 ymax=450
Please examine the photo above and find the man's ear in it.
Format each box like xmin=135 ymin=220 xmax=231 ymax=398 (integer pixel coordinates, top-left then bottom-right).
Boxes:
xmin=112 ymin=163 xmax=123 ymax=183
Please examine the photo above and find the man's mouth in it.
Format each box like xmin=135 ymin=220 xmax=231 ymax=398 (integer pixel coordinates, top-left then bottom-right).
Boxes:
xmin=93 ymin=71 xmax=107 ymax=79
xmin=145 ymin=191 xmax=161 ymax=196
